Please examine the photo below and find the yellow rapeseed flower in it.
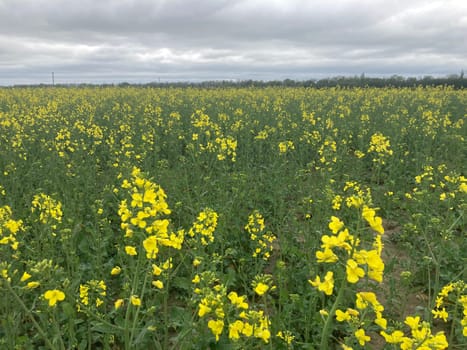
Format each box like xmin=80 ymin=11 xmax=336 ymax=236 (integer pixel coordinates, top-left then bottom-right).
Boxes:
xmin=130 ymin=295 xmax=141 ymax=306
xmin=152 ymin=280 xmax=164 ymax=289
xmin=309 ymin=271 xmax=334 ymax=295
xmin=336 ymin=309 xmax=352 ymax=322
xmin=152 ymin=264 xmax=162 ymax=276
xmin=110 ymin=266 xmax=121 ymax=275
xmin=114 ymin=299 xmax=124 ymax=309
xmin=362 ymin=206 xmax=384 ymax=234
xmin=125 ymin=245 xmax=137 ymax=256
xmin=276 ymin=330 xmax=295 ymax=345
xmin=375 ymin=315 xmax=387 ymax=329
xmin=316 ymin=248 xmax=338 ymax=263
xmin=329 ymin=216 xmax=344 ymax=233
xmin=142 ymin=235 xmax=158 ymax=259
xmin=44 ymin=289 xmax=65 ymax=307
xmin=25 ymin=281 xmax=40 ymax=289
xmin=208 ymin=319 xmax=224 ymax=341
xmin=192 ymin=274 xmax=200 ymax=283
xmin=20 ymin=272 xmax=31 ymax=282
xmin=228 ymin=291 xmax=248 ymax=309
xmin=198 ymin=302 xmax=211 ymax=317
xmin=346 ymin=259 xmax=365 ymax=283
xmin=229 ymin=320 xmax=244 ymax=340
xmin=354 ymin=328 xmax=370 ymax=346
xmin=432 ymin=307 xmax=449 ymax=322
xmin=404 ymin=316 xmax=420 ymax=330
xmin=254 ymin=282 xmax=269 ymax=296
xmin=380 ymin=330 xmax=405 ymax=343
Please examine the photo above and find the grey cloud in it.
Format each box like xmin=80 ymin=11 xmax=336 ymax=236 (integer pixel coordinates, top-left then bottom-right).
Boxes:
xmin=0 ymin=0 xmax=465 ymax=85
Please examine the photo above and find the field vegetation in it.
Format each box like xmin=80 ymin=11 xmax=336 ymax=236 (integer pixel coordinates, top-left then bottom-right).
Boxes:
xmin=0 ymin=86 xmax=466 ymax=349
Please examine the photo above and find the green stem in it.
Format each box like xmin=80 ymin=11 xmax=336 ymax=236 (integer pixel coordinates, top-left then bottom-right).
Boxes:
xmin=304 ymin=293 xmax=316 ymax=344
xmin=318 ymin=207 xmax=362 ymax=349
xmin=4 ymin=281 xmax=57 ymax=350
xmin=319 ymin=277 xmax=347 ymax=350
xmin=161 ymin=253 xmax=188 ymax=349
xmin=129 ymin=265 xmax=150 ymax=347
xmin=163 ymin=269 xmax=170 ymax=350
xmin=87 ymin=322 xmax=92 ymax=350
xmin=259 ymin=294 xmax=274 ymax=350
xmin=51 ymin=310 xmax=66 ymax=350
xmin=448 ymin=289 xmax=460 ymax=346
xmin=427 ymin=265 xmax=432 ymax=312
xmin=79 ymin=305 xmax=125 ymax=331
xmin=124 ymin=251 xmax=143 ymax=350
xmin=421 ymin=228 xmax=439 ymax=310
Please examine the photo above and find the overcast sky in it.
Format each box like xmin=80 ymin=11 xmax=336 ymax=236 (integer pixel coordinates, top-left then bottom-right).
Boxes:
xmin=0 ymin=0 xmax=466 ymax=85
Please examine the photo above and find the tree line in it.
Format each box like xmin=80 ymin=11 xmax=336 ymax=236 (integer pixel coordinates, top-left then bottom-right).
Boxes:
xmin=8 ymin=72 xmax=466 ymax=89
xmin=124 ymin=73 xmax=467 ymax=89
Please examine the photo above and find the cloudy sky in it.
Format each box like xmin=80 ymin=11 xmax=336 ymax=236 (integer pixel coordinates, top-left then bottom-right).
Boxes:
xmin=0 ymin=0 xmax=466 ymax=85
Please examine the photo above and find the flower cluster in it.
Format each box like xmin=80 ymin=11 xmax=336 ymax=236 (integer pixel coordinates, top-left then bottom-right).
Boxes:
xmin=231 ymin=310 xmax=271 ymax=343
xmin=362 ymin=205 xmax=384 ymax=234
xmin=276 ymin=330 xmax=295 ymax=346
xmin=215 ymin=135 xmax=237 ymax=161
xmin=150 ymin=259 xmax=172 ymax=289
xmin=252 ymin=274 xmax=276 ymax=297
xmin=368 ymin=132 xmax=393 ymax=164
xmin=118 ymin=167 xmax=184 ymax=259
xmin=0 ymin=205 xmax=23 ymax=251
xmin=355 ymin=292 xmax=387 ymax=329
xmin=188 ymin=208 xmax=218 ymax=246
xmin=190 ymin=109 xmax=237 ymax=162
xmin=114 ymin=168 xmax=184 ymax=313
xmin=343 ymin=181 xmax=372 ymax=209
xmin=331 ymin=181 xmax=373 ymax=213
xmin=193 ymin=270 xmax=272 ymax=344
xmin=193 ymin=271 xmax=227 ymax=341
xmin=380 ymin=316 xmax=448 ymax=349
xmin=31 ymin=193 xmax=63 ymax=226
xmin=308 ymin=201 xmax=390 ymax=349
xmin=412 ymin=164 xmax=467 ymax=204
xmin=227 ymin=288 xmax=271 ymax=343
xmin=433 ymin=281 xmax=467 ymax=336
xmin=245 ymin=211 xmax=276 ymax=260
xmin=278 ymin=140 xmax=294 ymax=154
xmin=311 ymin=210 xmax=385 ymax=291
xmin=18 ymin=270 xmax=38 ymax=290
xmin=54 ymin=128 xmax=77 ymax=158
xmin=78 ymin=279 xmax=107 ymax=309
xmin=337 ymin=292 xmax=444 ymax=349
xmin=317 ymin=138 xmax=337 ymax=170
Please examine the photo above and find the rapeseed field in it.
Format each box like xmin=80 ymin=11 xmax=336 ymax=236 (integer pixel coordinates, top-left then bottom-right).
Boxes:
xmin=0 ymin=86 xmax=465 ymax=349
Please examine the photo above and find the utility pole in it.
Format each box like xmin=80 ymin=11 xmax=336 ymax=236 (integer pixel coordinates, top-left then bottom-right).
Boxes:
xmin=52 ymin=72 xmax=55 ymax=86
